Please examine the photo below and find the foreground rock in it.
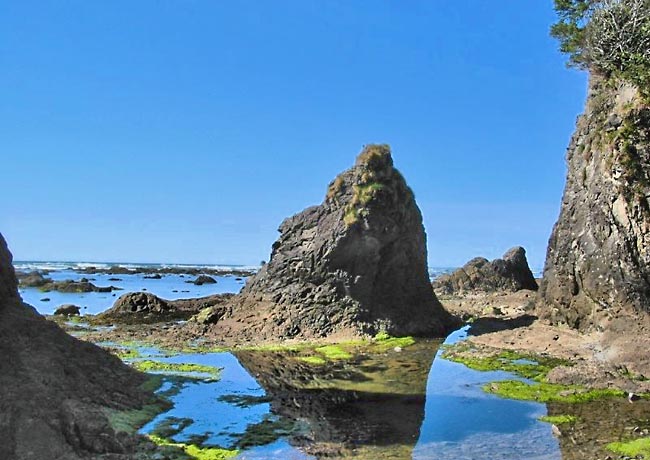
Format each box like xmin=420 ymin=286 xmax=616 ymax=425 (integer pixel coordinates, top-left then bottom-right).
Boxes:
xmin=539 ymin=79 xmax=650 ymax=332
xmin=192 ymin=145 xmax=456 ymax=342
xmin=0 ymin=232 xmax=158 ymax=459
xmin=433 ymin=246 xmax=538 ymax=295
xmin=98 ymin=291 xmax=233 ymax=324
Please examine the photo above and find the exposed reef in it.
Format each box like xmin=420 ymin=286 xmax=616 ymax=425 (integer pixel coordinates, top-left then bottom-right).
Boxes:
xmin=192 ymin=145 xmax=457 ymax=342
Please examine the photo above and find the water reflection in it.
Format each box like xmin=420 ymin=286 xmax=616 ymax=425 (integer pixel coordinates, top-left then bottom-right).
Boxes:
xmin=233 ymin=342 xmax=438 ymax=459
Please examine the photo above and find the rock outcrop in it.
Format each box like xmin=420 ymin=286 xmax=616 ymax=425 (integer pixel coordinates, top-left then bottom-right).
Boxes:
xmin=194 ymin=145 xmax=456 ymax=341
xmin=54 ymin=304 xmax=81 ymax=316
xmin=99 ymin=291 xmax=233 ymax=324
xmin=539 ymin=77 xmax=650 ymax=332
xmin=433 ymin=247 xmax=538 ymax=295
xmin=0 ymin=232 xmax=157 ymax=459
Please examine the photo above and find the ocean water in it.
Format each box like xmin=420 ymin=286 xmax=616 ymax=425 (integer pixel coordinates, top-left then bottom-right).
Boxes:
xmin=14 ymin=261 xmax=250 ymax=315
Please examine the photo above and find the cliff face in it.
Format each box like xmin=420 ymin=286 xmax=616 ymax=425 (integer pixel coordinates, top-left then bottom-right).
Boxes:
xmin=539 ymin=77 xmax=650 ymax=331
xmin=0 ymin=233 xmax=154 ymax=460
xmin=433 ymin=246 xmax=538 ymax=295
xmin=198 ymin=145 xmax=456 ymax=341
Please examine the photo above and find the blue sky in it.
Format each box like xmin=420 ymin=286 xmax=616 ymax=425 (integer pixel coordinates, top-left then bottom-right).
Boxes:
xmin=1 ymin=1 xmax=587 ymax=269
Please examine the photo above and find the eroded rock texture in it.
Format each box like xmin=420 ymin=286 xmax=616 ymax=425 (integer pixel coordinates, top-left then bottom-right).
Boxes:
xmin=539 ymin=77 xmax=650 ymax=331
xmin=0 ymin=233 xmax=154 ymax=460
xmin=196 ymin=145 xmax=456 ymax=341
xmin=433 ymin=246 xmax=538 ymax=295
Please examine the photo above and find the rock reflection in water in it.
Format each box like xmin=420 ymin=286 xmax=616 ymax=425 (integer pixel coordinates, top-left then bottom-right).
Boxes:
xmin=233 ymin=341 xmax=438 ymax=459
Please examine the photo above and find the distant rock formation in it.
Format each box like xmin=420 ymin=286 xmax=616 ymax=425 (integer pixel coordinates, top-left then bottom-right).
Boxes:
xmin=0 ymin=232 xmax=156 ymax=459
xmin=54 ymin=304 xmax=81 ymax=316
xmin=539 ymin=77 xmax=650 ymax=331
xmin=194 ymin=145 xmax=457 ymax=341
xmin=186 ymin=275 xmax=217 ymax=285
xmin=433 ymin=247 xmax=538 ymax=295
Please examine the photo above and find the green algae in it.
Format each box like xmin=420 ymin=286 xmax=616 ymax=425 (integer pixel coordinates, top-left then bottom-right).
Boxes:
xmin=607 ymin=436 xmax=650 ymax=457
xmin=230 ymin=415 xmax=298 ymax=449
xmin=314 ymin=344 xmax=353 ymax=360
xmin=442 ymin=343 xmax=569 ymax=381
xmin=132 ymin=360 xmax=222 ymax=380
xmin=217 ymin=394 xmax=272 ymax=408
xmin=538 ymin=414 xmax=578 ymax=425
xmin=148 ymin=434 xmax=238 ymax=460
xmin=297 ymin=355 xmax=328 ymax=365
xmin=485 ymin=380 xmax=625 ymax=403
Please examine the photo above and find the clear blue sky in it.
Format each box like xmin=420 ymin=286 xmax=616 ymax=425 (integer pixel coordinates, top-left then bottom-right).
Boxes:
xmin=1 ymin=1 xmax=587 ymax=269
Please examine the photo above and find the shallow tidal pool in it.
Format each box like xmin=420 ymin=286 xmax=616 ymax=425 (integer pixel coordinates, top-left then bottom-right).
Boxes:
xmin=130 ymin=327 xmax=563 ymax=460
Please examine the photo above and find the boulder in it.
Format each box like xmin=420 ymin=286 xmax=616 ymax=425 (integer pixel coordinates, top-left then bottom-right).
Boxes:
xmin=187 ymin=275 xmax=217 ymax=285
xmin=106 ymin=292 xmax=173 ymax=315
xmin=54 ymin=304 xmax=81 ymax=316
xmin=0 ymin=232 xmax=157 ymax=459
xmin=16 ymin=270 xmax=50 ymax=287
xmin=99 ymin=291 xmax=233 ymax=324
xmin=433 ymin=246 xmax=538 ymax=295
xmin=193 ymin=145 xmax=457 ymax=340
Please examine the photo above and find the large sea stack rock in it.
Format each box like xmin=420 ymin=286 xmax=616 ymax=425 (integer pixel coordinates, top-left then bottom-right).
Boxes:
xmin=196 ymin=145 xmax=456 ymax=341
xmin=0 ymin=232 xmax=156 ymax=459
xmin=539 ymin=77 xmax=650 ymax=332
xmin=433 ymin=246 xmax=538 ymax=295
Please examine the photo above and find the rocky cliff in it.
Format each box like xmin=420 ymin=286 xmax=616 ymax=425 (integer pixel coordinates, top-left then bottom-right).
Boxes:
xmin=539 ymin=77 xmax=650 ymax=332
xmin=195 ymin=145 xmax=456 ymax=341
xmin=0 ymin=233 xmax=156 ymax=460
xmin=433 ymin=246 xmax=538 ymax=295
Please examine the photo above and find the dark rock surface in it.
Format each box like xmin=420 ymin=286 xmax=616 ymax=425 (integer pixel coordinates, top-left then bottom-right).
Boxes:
xmin=433 ymin=247 xmax=538 ymax=295
xmin=186 ymin=274 xmax=217 ymax=285
xmin=39 ymin=279 xmax=121 ymax=293
xmin=16 ymin=270 xmax=49 ymax=287
xmin=539 ymin=77 xmax=650 ymax=331
xmin=54 ymin=304 xmax=81 ymax=316
xmin=0 ymin=232 xmax=155 ymax=459
xmin=193 ymin=145 xmax=456 ymax=341
xmin=99 ymin=291 xmax=233 ymax=324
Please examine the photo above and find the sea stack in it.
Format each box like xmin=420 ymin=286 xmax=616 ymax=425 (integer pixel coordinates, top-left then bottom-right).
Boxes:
xmin=196 ymin=144 xmax=456 ymax=341
xmin=0 ymin=232 xmax=155 ymax=459
xmin=539 ymin=77 xmax=650 ymax=332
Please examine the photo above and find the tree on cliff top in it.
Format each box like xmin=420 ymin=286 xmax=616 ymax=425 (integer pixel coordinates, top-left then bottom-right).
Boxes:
xmin=552 ymin=0 xmax=650 ymax=91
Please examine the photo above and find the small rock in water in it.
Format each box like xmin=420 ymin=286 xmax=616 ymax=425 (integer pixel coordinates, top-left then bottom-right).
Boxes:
xmin=40 ymin=297 xmax=50 ymax=302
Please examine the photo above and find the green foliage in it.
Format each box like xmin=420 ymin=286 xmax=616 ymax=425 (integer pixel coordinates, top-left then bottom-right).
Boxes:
xmin=551 ymin=0 xmax=650 ymax=93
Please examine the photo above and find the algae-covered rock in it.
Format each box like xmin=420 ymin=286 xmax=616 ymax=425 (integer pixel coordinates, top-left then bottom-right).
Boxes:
xmin=433 ymin=246 xmax=538 ymax=295
xmin=194 ymin=145 xmax=457 ymax=341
